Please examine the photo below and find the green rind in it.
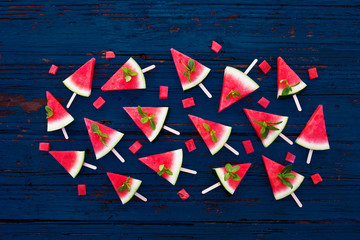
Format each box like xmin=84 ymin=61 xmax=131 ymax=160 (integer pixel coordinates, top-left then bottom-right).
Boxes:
xmin=121 ymin=179 xmax=142 ymax=205
xmin=183 ymin=67 xmax=211 ymax=91
xmin=210 ymin=126 xmax=232 ymax=155
xmin=128 ymin=57 xmax=146 ymax=89
xmin=263 ymin=117 xmax=288 ymax=148
xmin=148 ymin=107 xmax=169 ymax=142
xmin=214 ymin=168 xmax=234 ymax=195
xmin=275 ymin=174 xmax=304 ymax=200
xmin=95 ymin=132 xmax=124 ymax=160
xmin=70 ymin=151 xmax=85 ymax=179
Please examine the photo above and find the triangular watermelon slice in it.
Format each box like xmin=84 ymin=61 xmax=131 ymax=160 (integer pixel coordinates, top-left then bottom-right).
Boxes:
xmin=84 ymin=118 xmax=124 ymax=159
xmin=188 ymin=114 xmax=232 ymax=155
xmin=277 ymin=57 xmax=307 ymax=98
xmin=218 ymin=66 xmax=259 ymax=112
xmin=63 ymin=58 xmax=95 ymax=97
xmin=107 ymin=172 xmax=142 ymax=204
xmin=170 ymin=48 xmax=211 ymax=91
xmin=295 ymin=105 xmax=330 ymax=150
xmin=243 ymin=108 xmax=288 ymax=148
xmin=49 ymin=151 xmax=85 ymax=178
xmin=123 ymin=107 xmax=168 ymax=142
xmin=101 ymin=57 xmax=146 ymax=91
xmin=46 ymin=91 xmax=74 ymax=132
xmin=262 ymin=155 xmax=304 ymax=200
xmin=138 ymin=149 xmax=183 ymax=185
xmin=214 ymin=163 xmax=251 ymax=195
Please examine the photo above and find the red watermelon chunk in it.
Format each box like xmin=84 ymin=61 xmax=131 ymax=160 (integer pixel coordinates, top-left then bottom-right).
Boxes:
xmin=285 ymin=152 xmax=296 ymax=163
xmin=159 ymin=86 xmax=168 ymax=99
xmin=242 ymin=140 xmax=254 ymax=154
xmin=107 ymin=172 xmax=142 ymax=204
xmin=211 ymin=41 xmax=222 ymax=53
xmin=257 ymin=97 xmax=270 ymax=109
xmin=308 ymin=67 xmax=318 ymax=79
xmin=214 ymin=163 xmax=251 ymax=195
xmin=182 ymin=97 xmax=195 ymax=108
xmin=105 ymin=51 xmax=115 ymax=59
xmin=311 ymin=173 xmax=323 ymax=184
xmin=177 ymin=188 xmax=190 ymax=200
xmin=49 ymin=64 xmax=58 ymax=75
xmin=185 ymin=139 xmax=196 ymax=152
xmin=259 ymin=60 xmax=271 ymax=74
xmin=46 ymin=91 xmax=74 ymax=132
xmin=93 ymin=96 xmax=106 ymax=109
xmin=39 ymin=142 xmax=50 ymax=151
xmin=129 ymin=141 xmax=142 ymax=154
xmin=49 ymin=151 xmax=85 ymax=178
xmin=78 ymin=184 xmax=86 ymax=196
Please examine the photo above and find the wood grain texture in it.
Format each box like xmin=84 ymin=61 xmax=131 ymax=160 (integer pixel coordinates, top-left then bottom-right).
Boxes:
xmin=0 ymin=0 xmax=359 ymax=239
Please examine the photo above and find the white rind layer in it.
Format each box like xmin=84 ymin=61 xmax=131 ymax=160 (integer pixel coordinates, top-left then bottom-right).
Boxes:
xmin=167 ymin=149 xmax=183 ymax=185
xmin=214 ymin=168 xmax=234 ymax=195
xmin=274 ymin=174 xmax=304 ymax=200
xmin=226 ymin=66 xmax=259 ymax=90
xmin=295 ymin=137 xmax=330 ymax=151
xmin=277 ymin=81 xmax=307 ymax=98
xmin=148 ymin=107 xmax=169 ymax=142
xmin=95 ymin=131 xmax=124 ymax=159
xmin=183 ymin=66 xmax=211 ymax=91
xmin=69 ymin=151 xmax=85 ymax=178
xmin=121 ymin=178 xmax=142 ymax=204
xmin=210 ymin=126 xmax=232 ymax=155
xmin=128 ymin=57 xmax=146 ymax=89
xmin=47 ymin=114 xmax=74 ymax=132
xmin=262 ymin=117 xmax=288 ymax=148
xmin=63 ymin=77 xmax=91 ymax=97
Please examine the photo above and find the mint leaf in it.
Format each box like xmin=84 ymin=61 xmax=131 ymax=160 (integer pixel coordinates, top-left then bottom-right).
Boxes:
xmin=159 ymin=164 xmax=164 ymax=171
xmin=118 ymin=177 xmax=132 ymax=192
xmin=92 ymin=123 xmax=100 ymax=134
xmin=225 ymin=163 xmax=232 ymax=172
xmin=100 ymin=132 xmax=109 ymax=138
xmin=100 ymin=137 xmax=107 ymax=146
xmin=118 ymin=185 xmax=127 ymax=192
xmin=232 ymin=173 xmax=240 ymax=181
xmin=290 ymin=82 xmax=300 ymax=88
xmin=125 ymin=75 xmax=132 ymax=82
xmin=280 ymin=164 xmax=293 ymax=174
xmin=261 ymin=128 xmax=269 ymax=139
xmin=92 ymin=123 xmax=108 ymax=146
xmin=210 ymin=130 xmax=217 ymax=143
xmin=231 ymin=165 xmax=240 ymax=173
xmin=232 ymin=90 xmax=241 ymax=99
xmin=158 ymin=164 xmax=172 ymax=176
xmin=266 ymin=121 xmax=283 ymax=125
xmin=280 ymin=79 xmax=288 ymax=83
xmin=253 ymin=118 xmax=267 ymax=127
xmin=122 ymin=67 xmax=137 ymax=82
xmin=203 ymin=123 xmax=211 ymax=132
xmin=226 ymin=91 xmax=231 ymax=99
xmin=137 ymin=106 xmax=147 ymax=117
xmin=140 ymin=117 xmax=149 ymax=124
xmin=283 ymin=173 xmax=296 ymax=179
xmin=129 ymin=71 xmax=138 ymax=76
xmin=182 ymin=59 xmax=196 ymax=83
xmin=181 ymin=61 xmax=190 ymax=71
xmin=224 ymin=172 xmax=231 ymax=181
xmin=267 ymin=125 xmax=279 ymax=131
xmin=149 ymin=118 xmax=156 ymax=130
xmin=253 ymin=119 xmax=282 ymax=140
xmin=45 ymin=105 xmax=53 ymax=119
xmin=188 ymin=59 xmax=195 ymax=70
xmin=279 ymin=176 xmax=293 ymax=189
xmin=165 ymin=169 xmax=173 ymax=175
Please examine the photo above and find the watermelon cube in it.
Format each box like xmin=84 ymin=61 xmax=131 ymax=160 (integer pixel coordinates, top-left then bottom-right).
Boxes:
xmin=259 ymin=60 xmax=271 ymax=74
xmin=285 ymin=152 xmax=296 ymax=163
xmin=182 ymin=97 xmax=195 ymax=108
xmin=105 ymin=51 xmax=115 ymax=59
xmin=39 ymin=142 xmax=50 ymax=151
xmin=129 ymin=141 xmax=142 ymax=154
xmin=242 ymin=140 xmax=254 ymax=154
xmin=177 ymin=188 xmax=190 ymax=200
xmin=78 ymin=184 xmax=86 ymax=196
xmin=185 ymin=139 xmax=196 ymax=152
xmin=308 ymin=68 xmax=318 ymax=79
xmin=93 ymin=96 xmax=106 ymax=109
xmin=211 ymin=41 xmax=222 ymax=53
xmin=257 ymin=97 xmax=270 ymax=109
xmin=311 ymin=173 xmax=323 ymax=184
xmin=49 ymin=64 xmax=58 ymax=75
xmin=159 ymin=86 xmax=168 ymax=99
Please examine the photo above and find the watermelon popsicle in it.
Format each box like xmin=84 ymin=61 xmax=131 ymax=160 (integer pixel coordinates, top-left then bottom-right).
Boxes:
xmin=63 ymin=58 xmax=95 ymax=109
xmin=189 ymin=114 xmax=239 ymax=155
xmin=170 ymin=48 xmax=212 ymax=98
xmin=295 ymin=105 xmax=330 ymax=164
xmin=202 ymin=163 xmax=251 ymax=195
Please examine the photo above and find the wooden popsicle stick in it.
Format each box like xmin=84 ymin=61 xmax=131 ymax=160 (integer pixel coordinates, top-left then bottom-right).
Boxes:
xmin=198 ymin=83 xmax=212 ymax=98
xmin=61 ymin=128 xmax=69 ymax=140
xmin=180 ymin=167 xmax=197 ymax=175
xmin=279 ymin=133 xmax=293 ymax=145
xmin=307 ymin=149 xmax=314 ymax=164
xmin=163 ymin=125 xmax=180 ymax=135
xmin=244 ymin=59 xmax=258 ymax=75
xmin=66 ymin=92 xmax=77 ymax=109
xmin=291 ymin=192 xmax=303 ymax=208
xmin=202 ymin=182 xmax=221 ymax=194
xmin=292 ymin=94 xmax=302 ymax=112
xmin=111 ymin=148 xmax=125 ymax=163
xmin=134 ymin=192 xmax=147 ymax=202
xmin=224 ymin=143 xmax=239 ymax=155
xmin=82 ymin=162 xmax=97 ymax=170
xmin=141 ymin=65 xmax=156 ymax=73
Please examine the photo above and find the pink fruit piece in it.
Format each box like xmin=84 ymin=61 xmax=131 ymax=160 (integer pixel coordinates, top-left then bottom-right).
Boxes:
xmin=78 ymin=184 xmax=86 ymax=196
xmin=159 ymin=86 xmax=168 ymax=99
xmin=308 ymin=68 xmax=318 ymax=79
xmin=39 ymin=142 xmax=50 ymax=151
xmin=259 ymin=60 xmax=271 ymax=74
xmin=285 ymin=152 xmax=296 ymax=163
xmin=182 ymin=97 xmax=195 ymax=108
xmin=311 ymin=173 xmax=323 ymax=184
xmin=242 ymin=140 xmax=254 ymax=154
xmin=211 ymin=41 xmax=222 ymax=53
xmin=106 ymin=51 xmax=115 ymax=59
xmin=93 ymin=96 xmax=106 ymax=109
xmin=129 ymin=141 xmax=143 ymax=154
xmin=177 ymin=188 xmax=190 ymax=200
xmin=257 ymin=97 xmax=270 ymax=109
xmin=49 ymin=65 xmax=58 ymax=75
xmin=185 ymin=139 xmax=196 ymax=152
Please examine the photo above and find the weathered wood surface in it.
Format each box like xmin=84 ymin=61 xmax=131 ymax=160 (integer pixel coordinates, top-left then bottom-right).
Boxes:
xmin=0 ymin=0 xmax=359 ymax=239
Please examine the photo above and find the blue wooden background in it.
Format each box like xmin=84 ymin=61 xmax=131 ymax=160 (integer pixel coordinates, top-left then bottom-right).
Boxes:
xmin=0 ymin=0 xmax=359 ymax=239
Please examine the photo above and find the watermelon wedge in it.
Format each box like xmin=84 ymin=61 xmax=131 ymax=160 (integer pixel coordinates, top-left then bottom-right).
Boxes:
xmin=295 ymin=105 xmax=330 ymax=150
xmin=49 ymin=151 xmax=85 ymax=178
xmin=218 ymin=66 xmax=259 ymax=112
xmin=101 ymin=57 xmax=145 ymax=91
xmin=63 ymin=58 xmax=95 ymax=97
xmin=277 ymin=57 xmax=307 ymax=98
xmin=107 ymin=172 xmax=142 ymax=204
xmin=214 ymin=163 xmax=251 ymax=195
xmin=46 ymin=91 xmax=74 ymax=132
xmin=84 ymin=118 xmax=124 ymax=159
xmin=138 ymin=149 xmax=183 ymax=185
xmin=262 ymin=155 xmax=304 ymax=200
xmin=243 ymin=108 xmax=288 ymax=148
xmin=123 ymin=107 xmax=168 ymax=142
xmin=170 ymin=48 xmax=211 ymax=91
xmin=188 ymin=114 xmax=232 ymax=155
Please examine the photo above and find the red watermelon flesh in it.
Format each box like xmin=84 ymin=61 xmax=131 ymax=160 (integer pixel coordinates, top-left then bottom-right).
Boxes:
xmin=107 ymin=172 xmax=142 ymax=204
xmin=84 ymin=118 xmax=124 ymax=159
xmin=46 ymin=91 xmax=74 ymax=132
xmin=262 ymin=155 xmax=304 ymax=200
xmin=138 ymin=149 xmax=183 ymax=185
xmin=49 ymin=151 xmax=84 ymax=178
xmin=63 ymin=58 xmax=95 ymax=97
xmin=170 ymin=48 xmax=211 ymax=91
xmin=295 ymin=105 xmax=330 ymax=150
xmin=101 ymin=57 xmax=145 ymax=91
xmin=214 ymin=163 xmax=251 ymax=195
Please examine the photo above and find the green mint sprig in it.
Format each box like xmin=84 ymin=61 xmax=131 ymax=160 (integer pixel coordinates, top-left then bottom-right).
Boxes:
xmin=277 ymin=164 xmax=296 ymax=189
xmin=91 ymin=123 xmax=109 ymax=146
xmin=118 ymin=177 xmax=132 ymax=192
xmin=203 ymin=123 xmax=217 ymax=143
xmin=280 ymin=79 xmax=300 ymax=96
xmin=252 ymin=118 xmax=283 ymax=140
xmin=182 ymin=58 xmax=196 ymax=83
xmin=157 ymin=164 xmax=173 ymax=176
xmin=224 ymin=163 xmax=241 ymax=181
xmin=137 ymin=106 xmax=156 ymax=130
xmin=122 ymin=67 xmax=138 ymax=82
xmin=45 ymin=105 xmax=53 ymax=119
xmin=226 ymin=90 xmax=241 ymax=99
